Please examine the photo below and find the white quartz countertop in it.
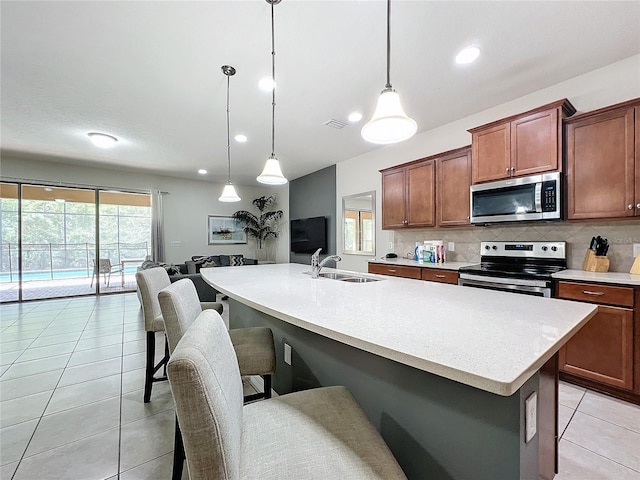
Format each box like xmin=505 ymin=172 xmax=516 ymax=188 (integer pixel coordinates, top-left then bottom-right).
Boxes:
xmin=553 ymin=269 xmax=640 ymax=286
xmin=201 ymin=263 xmax=597 ymax=396
xmin=368 ymin=258 xmax=474 ymax=271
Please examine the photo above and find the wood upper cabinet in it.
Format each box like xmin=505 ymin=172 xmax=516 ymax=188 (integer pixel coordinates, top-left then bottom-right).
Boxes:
xmin=437 ymin=146 xmax=471 ymax=226
xmin=557 ymin=281 xmax=636 ymax=392
xmin=381 ymin=159 xmax=435 ymax=229
xmin=566 ymin=99 xmax=640 ymax=220
xmin=469 ymin=99 xmax=575 ymax=184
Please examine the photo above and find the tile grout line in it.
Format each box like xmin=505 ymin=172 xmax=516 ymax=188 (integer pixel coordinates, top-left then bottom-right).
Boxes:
xmin=561 ymin=437 xmax=640 ymax=474
xmin=8 ymin=299 xmax=98 ymax=478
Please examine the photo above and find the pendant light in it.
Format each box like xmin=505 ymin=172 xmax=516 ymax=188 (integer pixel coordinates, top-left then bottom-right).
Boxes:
xmin=219 ymin=65 xmax=241 ymax=202
xmin=257 ymin=0 xmax=288 ymax=185
xmin=361 ymin=0 xmax=417 ymax=145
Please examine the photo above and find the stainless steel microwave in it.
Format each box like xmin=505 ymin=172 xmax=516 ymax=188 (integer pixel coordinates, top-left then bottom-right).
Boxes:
xmin=470 ymin=172 xmax=561 ymax=224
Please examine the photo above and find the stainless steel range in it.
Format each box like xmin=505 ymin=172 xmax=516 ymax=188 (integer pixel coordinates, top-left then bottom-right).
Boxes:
xmin=458 ymin=241 xmax=567 ymax=297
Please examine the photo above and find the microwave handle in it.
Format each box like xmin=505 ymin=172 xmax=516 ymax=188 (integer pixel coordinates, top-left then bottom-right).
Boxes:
xmin=535 ymin=182 xmax=542 ymax=212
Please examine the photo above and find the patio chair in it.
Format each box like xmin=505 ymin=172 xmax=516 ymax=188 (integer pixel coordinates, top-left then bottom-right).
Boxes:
xmin=90 ymin=258 xmax=122 ymax=287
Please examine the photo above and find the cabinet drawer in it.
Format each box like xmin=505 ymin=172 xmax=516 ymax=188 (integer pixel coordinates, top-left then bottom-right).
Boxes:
xmin=368 ymin=263 xmax=421 ymax=279
xmin=557 ymin=281 xmax=634 ymax=307
xmin=421 ymin=269 xmax=458 ymax=285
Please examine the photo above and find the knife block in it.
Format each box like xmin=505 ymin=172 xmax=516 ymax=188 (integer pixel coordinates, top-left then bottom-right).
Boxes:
xmin=582 ymin=249 xmax=610 ymax=272
xmin=631 ymin=253 xmax=640 ymax=275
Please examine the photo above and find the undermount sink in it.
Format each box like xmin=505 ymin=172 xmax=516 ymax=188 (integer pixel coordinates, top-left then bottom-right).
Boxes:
xmin=318 ymin=272 xmax=381 ymax=283
xmin=319 ymin=272 xmax=354 ymax=280
xmin=340 ymin=276 xmax=379 ymax=283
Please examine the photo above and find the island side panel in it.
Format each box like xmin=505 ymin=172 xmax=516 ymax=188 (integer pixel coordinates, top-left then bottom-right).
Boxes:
xmin=230 ymin=299 xmax=543 ymax=480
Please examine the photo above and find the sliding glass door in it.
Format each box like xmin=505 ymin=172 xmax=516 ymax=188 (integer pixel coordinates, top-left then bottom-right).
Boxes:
xmin=0 ymin=182 xmax=19 ymax=303
xmin=0 ymin=182 xmax=152 ymax=303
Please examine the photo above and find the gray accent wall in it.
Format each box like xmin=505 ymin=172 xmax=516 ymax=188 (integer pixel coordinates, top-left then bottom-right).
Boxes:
xmin=289 ymin=165 xmax=336 ymax=264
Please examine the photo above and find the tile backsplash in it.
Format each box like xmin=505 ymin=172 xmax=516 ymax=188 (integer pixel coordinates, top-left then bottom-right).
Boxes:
xmin=395 ymin=220 xmax=640 ymax=272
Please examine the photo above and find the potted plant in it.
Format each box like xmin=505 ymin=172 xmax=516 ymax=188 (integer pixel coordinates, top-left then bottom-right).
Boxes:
xmin=232 ymin=195 xmax=284 ymax=261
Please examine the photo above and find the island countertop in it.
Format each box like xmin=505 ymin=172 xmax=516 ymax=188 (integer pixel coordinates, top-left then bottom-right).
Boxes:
xmin=201 ymin=263 xmax=597 ymax=396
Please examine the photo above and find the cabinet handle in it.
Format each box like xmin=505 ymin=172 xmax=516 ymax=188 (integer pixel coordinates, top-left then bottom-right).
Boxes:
xmin=582 ymin=290 xmax=605 ymax=296
xmin=628 ymin=204 xmax=634 ymax=210
xmin=637 ymin=203 xmax=640 ymax=209
xmin=435 ymin=274 xmax=446 ymax=278
xmin=511 ymin=167 xmax=515 ymax=172
xmin=387 ymin=269 xmax=397 ymax=273
xmin=505 ymin=167 xmax=510 ymax=173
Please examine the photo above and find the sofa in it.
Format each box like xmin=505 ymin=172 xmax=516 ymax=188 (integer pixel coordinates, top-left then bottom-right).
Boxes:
xmin=167 ymin=254 xmax=257 ymax=302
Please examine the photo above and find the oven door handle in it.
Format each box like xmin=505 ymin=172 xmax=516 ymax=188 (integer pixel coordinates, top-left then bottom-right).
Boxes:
xmin=458 ymin=278 xmax=551 ymax=297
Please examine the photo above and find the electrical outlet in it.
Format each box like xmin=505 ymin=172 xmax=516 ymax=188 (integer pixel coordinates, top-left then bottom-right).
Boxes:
xmin=389 ymin=242 xmax=394 ymax=250
xmin=448 ymin=242 xmax=455 ymax=252
xmin=284 ymin=342 xmax=292 ymax=365
xmin=525 ymin=392 xmax=537 ymax=443
xmin=634 ymin=243 xmax=640 ymax=257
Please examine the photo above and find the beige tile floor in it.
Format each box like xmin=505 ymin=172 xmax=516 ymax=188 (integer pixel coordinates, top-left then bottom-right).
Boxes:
xmin=1 ymin=293 xmax=639 ymax=479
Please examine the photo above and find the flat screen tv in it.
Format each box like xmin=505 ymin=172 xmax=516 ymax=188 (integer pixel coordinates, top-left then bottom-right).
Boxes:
xmin=290 ymin=216 xmax=327 ymax=254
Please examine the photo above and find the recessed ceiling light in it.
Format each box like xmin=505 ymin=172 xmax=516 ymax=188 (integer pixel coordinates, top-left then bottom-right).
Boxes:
xmin=88 ymin=132 xmax=118 ymax=148
xmin=234 ymin=134 xmax=247 ymax=143
xmin=198 ymin=169 xmax=208 ymax=175
xmin=455 ymin=46 xmax=480 ymax=65
xmin=348 ymin=112 xmax=363 ymax=123
xmin=258 ymin=76 xmax=277 ymax=91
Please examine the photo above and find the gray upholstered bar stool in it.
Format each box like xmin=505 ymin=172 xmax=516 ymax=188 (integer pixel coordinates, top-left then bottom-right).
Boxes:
xmin=158 ymin=278 xmax=276 ymax=480
xmin=135 ymin=267 xmax=223 ymax=403
xmin=168 ymin=311 xmax=407 ymax=480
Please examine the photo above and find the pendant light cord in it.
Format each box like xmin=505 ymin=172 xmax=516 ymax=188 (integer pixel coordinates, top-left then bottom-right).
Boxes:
xmin=226 ymin=73 xmax=231 ymax=183
xmin=270 ymin=0 xmax=276 ymax=157
xmin=386 ymin=0 xmax=392 ymax=89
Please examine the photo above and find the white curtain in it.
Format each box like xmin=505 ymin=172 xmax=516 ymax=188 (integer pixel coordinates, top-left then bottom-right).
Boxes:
xmin=151 ymin=190 xmax=166 ymax=262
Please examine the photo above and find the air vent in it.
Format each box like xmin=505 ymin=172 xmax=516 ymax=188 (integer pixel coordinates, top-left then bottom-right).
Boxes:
xmin=323 ymin=119 xmax=347 ymax=129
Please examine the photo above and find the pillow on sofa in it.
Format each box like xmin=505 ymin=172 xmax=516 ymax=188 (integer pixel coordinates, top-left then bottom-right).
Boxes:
xmin=229 ymin=254 xmax=245 ymax=266
xmin=140 ymin=260 xmax=181 ymax=275
xmin=191 ymin=255 xmax=221 ymax=272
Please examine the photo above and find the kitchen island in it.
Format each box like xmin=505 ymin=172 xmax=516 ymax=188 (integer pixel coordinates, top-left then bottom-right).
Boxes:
xmin=201 ymin=263 xmax=597 ymax=480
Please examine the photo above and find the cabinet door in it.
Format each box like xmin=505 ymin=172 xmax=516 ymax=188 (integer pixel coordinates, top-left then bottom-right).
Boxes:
xmin=406 ymin=160 xmax=435 ymax=227
xmin=636 ymin=107 xmax=640 ymax=215
xmin=566 ymin=107 xmax=635 ymax=219
xmin=471 ymin=123 xmax=510 ymax=184
xmin=511 ymin=108 xmax=559 ymax=176
xmin=437 ymin=149 xmax=471 ymax=226
xmin=559 ymin=305 xmax=634 ymax=390
xmin=381 ymin=168 xmax=406 ymax=229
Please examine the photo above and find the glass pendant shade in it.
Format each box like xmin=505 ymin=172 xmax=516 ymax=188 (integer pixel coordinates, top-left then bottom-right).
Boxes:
xmin=257 ymin=155 xmax=288 ymax=185
xmin=218 ymin=183 xmax=241 ymax=202
xmin=361 ymin=88 xmax=417 ymax=144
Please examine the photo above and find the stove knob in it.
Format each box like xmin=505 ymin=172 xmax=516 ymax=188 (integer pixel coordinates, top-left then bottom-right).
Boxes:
xmin=485 ymin=245 xmax=491 ymax=250
xmin=541 ymin=246 xmax=548 ymax=251
xmin=492 ymin=245 xmax=498 ymax=250
xmin=551 ymin=246 xmax=558 ymax=252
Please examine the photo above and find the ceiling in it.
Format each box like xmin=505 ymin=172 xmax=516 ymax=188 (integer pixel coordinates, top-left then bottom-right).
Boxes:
xmin=1 ymin=1 xmax=639 ymax=187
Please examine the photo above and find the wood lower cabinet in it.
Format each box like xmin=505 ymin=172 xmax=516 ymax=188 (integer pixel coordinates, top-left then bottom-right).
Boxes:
xmin=368 ymin=263 xmax=421 ymax=279
xmin=437 ymin=147 xmax=471 ymax=226
xmin=381 ymin=159 xmax=435 ymax=229
xmin=557 ymin=281 xmax=638 ymax=401
xmin=368 ymin=263 xmax=458 ymax=285
xmin=421 ymin=268 xmax=458 ymax=285
xmin=566 ymin=98 xmax=640 ymax=220
xmin=469 ymin=99 xmax=575 ymax=184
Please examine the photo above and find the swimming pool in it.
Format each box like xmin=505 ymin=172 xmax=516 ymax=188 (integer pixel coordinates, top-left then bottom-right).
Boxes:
xmin=0 ymin=267 xmax=138 ymax=283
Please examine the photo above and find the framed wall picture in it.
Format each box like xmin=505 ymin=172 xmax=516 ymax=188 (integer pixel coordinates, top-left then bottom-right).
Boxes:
xmin=207 ymin=215 xmax=247 ymax=245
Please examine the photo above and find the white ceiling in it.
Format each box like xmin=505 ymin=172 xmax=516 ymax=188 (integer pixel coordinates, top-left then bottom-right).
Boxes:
xmin=1 ymin=1 xmax=639 ymax=187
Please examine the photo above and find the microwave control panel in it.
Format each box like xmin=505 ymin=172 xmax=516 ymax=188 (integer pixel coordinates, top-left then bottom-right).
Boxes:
xmin=542 ymin=180 xmax=557 ymax=212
